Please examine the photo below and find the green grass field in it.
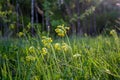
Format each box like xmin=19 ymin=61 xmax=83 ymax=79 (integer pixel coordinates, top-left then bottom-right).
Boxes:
xmin=0 ymin=35 xmax=120 ymax=80
xmin=0 ymin=28 xmax=120 ymax=80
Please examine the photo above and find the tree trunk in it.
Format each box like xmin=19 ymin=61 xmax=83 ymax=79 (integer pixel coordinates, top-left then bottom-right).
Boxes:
xmin=16 ymin=0 xmax=19 ymax=33
xmin=35 ymin=8 xmax=38 ymax=23
xmin=31 ymin=0 xmax=34 ymax=35
xmin=35 ymin=3 xmax=44 ymax=31
xmin=76 ymin=0 xmax=82 ymax=35
xmin=42 ymin=15 xmax=44 ymax=31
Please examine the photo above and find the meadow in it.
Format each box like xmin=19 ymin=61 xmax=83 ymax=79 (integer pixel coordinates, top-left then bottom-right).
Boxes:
xmin=0 ymin=26 xmax=120 ymax=80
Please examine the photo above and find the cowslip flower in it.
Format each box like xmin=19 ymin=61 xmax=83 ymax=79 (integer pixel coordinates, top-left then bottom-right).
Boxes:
xmin=55 ymin=24 xmax=70 ymax=37
xmin=61 ymin=42 xmax=70 ymax=52
xmin=18 ymin=32 xmax=24 ymax=37
xmin=55 ymin=28 xmax=65 ymax=37
xmin=41 ymin=36 xmax=52 ymax=48
xmin=41 ymin=47 xmax=48 ymax=55
xmin=54 ymin=43 xmax=61 ymax=51
xmin=110 ymin=29 xmax=116 ymax=35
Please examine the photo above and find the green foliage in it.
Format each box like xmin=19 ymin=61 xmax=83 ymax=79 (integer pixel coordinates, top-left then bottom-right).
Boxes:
xmin=0 ymin=0 xmax=120 ymax=36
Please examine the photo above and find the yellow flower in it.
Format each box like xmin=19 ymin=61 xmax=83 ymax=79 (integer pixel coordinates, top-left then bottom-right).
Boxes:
xmin=57 ymin=24 xmax=64 ymax=28
xmin=41 ymin=36 xmax=53 ymax=48
xmin=18 ymin=32 xmax=24 ymax=37
xmin=55 ymin=29 xmax=65 ymax=37
xmin=55 ymin=24 xmax=70 ymax=37
xmin=58 ymin=33 xmax=65 ymax=37
xmin=54 ymin=43 xmax=61 ymax=51
xmin=42 ymin=36 xmax=52 ymax=43
xmin=41 ymin=47 xmax=48 ymax=55
xmin=55 ymin=28 xmax=62 ymax=33
xmin=26 ymin=55 xmax=36 ymax=62
xmin=61 ymin=43 xmax=70 ymax=52
xmin=62 ymin=46 xmax=67 ymax=52
xmin=110 ymin=29 xmax=116 ymax=35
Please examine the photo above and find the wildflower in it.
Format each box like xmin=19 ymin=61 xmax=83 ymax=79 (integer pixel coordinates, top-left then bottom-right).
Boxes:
xmin=55 ymin=24 xmax=70 ymax=37
xmin=57 ymin=25 xmax=64 ymax=28
xmin=18 ymin=32 xmax=24 ymax=37
xmin=61 ymin=42 xmax=70 ymax=52
xmin=55 ymin=28 xmax=65 ymax=37
xmin=26 ymin=55 xmax=36 ymax=62
xmin=58 ymin=32 xmax=65 ymax=37
xmin=110 ymin=29 xmax=116 ymax=35
xmin=41 ymin=47 xmax=48 ymax=55
xmin=29 ymin=46 xmax=35 ymax=53
xmin=54 ymin=43 xmax=61 ymax=51
xmin=41 ymin=36 xmax=52 ymax=48
xmin=48 ymin=38 xmax=53 ymax=42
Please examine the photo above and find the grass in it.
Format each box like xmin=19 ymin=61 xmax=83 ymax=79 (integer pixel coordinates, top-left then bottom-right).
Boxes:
xmin=0 ymin=25 xmax=120 ymax=80
xmin=0 ymin=34 xmax=120 ymax=80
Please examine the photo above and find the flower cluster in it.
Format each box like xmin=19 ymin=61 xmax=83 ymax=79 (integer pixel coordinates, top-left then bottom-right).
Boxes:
xmin=25 ymin=24 xmax=71 ymax=62
xmin=110 ymin=29 xmax=116 ymax=35
xmin=54 ymin=42 xmax=71 ymax=52
xmin=18 ymin=32 xmax=24 ymax=37
xmin=61 ymin=42 xmax=70 ymax=52
xmin=54 ymin=43 xmax=61 ymax=51
xmin=41 ymin=36 xmax=53 ymax=48
xmin=26 ymin=46 xmax=48 ymax=62
xmin=41 ymin=47 xmax=48 ymax=55
xmin=55 ymin=24 xmax=70 ymax=37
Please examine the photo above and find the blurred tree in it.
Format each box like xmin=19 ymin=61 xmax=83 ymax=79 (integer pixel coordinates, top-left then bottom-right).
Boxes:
xmin=0 ymin=0 xmax=120 ymax=37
